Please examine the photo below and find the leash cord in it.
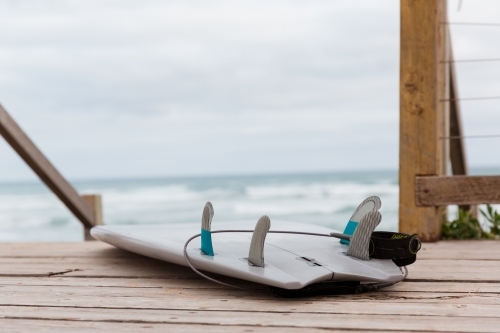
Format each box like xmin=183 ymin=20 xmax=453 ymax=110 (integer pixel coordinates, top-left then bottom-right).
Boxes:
xmin=183 ymin=230 xmax=408 ymax=294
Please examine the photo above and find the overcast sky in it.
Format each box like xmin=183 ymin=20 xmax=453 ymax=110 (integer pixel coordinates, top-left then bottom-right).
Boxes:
xmin=1 ymin=0 xmax=499 ymax=181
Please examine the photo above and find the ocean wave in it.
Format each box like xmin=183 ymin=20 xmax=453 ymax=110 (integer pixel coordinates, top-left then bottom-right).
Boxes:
xmin=0 ymin=173 xmax=401 ymax=241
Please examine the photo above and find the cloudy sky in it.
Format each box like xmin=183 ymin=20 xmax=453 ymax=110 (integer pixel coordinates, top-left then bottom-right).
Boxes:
xmin=1 ymin=0 xmax=499 ymax=181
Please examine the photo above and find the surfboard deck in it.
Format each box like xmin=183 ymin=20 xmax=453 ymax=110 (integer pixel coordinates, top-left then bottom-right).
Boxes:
xmin=91 ymin=221 xmax=403 ymax=290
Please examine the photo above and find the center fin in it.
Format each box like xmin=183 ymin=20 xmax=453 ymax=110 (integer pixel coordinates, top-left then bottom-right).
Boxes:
xmin=248 ymin=215 xmax=271 ymax=267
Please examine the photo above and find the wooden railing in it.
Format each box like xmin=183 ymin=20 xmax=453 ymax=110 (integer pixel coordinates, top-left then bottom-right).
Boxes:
xmin=0 ymin=105 xmax=103 ymax=240
xmin=400 ymin=0 xmax=499 ymax=241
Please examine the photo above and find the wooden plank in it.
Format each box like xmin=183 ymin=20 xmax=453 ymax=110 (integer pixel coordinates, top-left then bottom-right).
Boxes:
xmin=0 ymin=254 xmax=499 ymax=281
xmin=0 ymin=275 xmax=497 ymax=292
xmin=0 ymin=104 xmax=95 ymax=229
xmin=2 ymin=306 xmax=500 ymax=332
xmin=2 ymin=241 xmax=500 ymax=260
xmin=3 ymin=284 xmax=500 ymax=311
xmin=82 ymin=194 xmax=104 ymax=241
xmin=0 ymin=242 xmax=119 ymax=258
xmin=0 ymin=256 xmax=195 ymax=278
xmin=416 ymin=175 xmax=500 ymax=206
xmin=399 ymin=0 xmax=448 ymax=241
xmin=0 ymin=319 xmax=329 ymax=333
xmin=2 ymin=277 xmax=500 ymax=294
xmin=417 ymin=240 xmax=500 ymax=260
xmin=2 ymin=281 xmax=500 ymax=304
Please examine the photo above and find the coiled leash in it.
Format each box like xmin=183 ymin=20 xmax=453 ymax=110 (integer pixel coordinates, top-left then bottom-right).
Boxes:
xmin=184 ymin=230 xmax=419 ymax=298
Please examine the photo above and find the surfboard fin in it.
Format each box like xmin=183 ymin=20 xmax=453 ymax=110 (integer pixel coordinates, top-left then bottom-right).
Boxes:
xmin=248 ymin=215 xmax=271 ymax=267
xmin=346 ymin=210 xmax=381 ymax=260
xmin=340 ymin=196 xmax=381 ymax=245
xmin=200 ymin=202 xmax=215 ymax=256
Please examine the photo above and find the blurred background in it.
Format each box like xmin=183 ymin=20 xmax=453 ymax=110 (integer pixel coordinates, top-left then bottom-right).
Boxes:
xmin=1 ymin=0 xmax=499 ymax=241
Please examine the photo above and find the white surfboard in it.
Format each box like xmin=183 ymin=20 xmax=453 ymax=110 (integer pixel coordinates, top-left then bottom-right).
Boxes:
xmin=91 ymin=198 xmax=404 ymax=290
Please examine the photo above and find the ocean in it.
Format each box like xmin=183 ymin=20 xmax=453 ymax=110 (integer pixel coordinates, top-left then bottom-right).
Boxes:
xmin=3 ymin=167 xmax=498 ymax=242
xmin=0 ymin=170 xmax=399 ymax=242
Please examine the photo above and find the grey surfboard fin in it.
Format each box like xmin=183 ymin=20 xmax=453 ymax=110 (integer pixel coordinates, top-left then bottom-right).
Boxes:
xmin=350 ymin=196 xmax=381 ymax=222
xmin=201 ymin=202 xmax=215 ymax=256
xmin=346 ymin=210 xmax=381 ymax=260
xmin=248 ymin=215 xmax=271 ymax=267
xmin=339 ymin=196 xmax=381 ymax=245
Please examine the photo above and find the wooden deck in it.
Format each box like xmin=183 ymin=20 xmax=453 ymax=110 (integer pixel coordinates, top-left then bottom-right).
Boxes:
xmin=1 ymin=241 xmax=499 ymax=332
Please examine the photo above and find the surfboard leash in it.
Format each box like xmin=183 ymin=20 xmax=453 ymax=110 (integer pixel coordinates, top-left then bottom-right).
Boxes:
xmin=183 ymin=230 xmax=412 ymax=297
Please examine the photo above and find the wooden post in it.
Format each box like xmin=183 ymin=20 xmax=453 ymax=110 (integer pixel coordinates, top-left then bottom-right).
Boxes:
xmin=399 ymin=0 xmax=448 ymax=241
xmin=448 ymin=52 xmax=467 ymax=177
xmin=0 ymin=104 xmax=103 ymax=240
xmin=82 ymin=195 xmax=103 ymax=241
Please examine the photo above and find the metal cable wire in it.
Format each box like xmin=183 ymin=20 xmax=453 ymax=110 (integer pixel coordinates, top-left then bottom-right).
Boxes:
xmin=442 ymin=58 xmax=500 ymax=63
xmin=443 ymin=22 xmax=500 ymax=26
xmin=441 ymin=96 xmax=500 ymax=102
xmin=183 ymin=229 xmax=408 ymax=293
xmin=441 ymin=134 xmax=500 ymax=140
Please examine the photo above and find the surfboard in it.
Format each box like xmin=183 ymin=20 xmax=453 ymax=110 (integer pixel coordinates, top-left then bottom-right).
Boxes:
xmin=91 ymin=197 xmax=405 ymax=290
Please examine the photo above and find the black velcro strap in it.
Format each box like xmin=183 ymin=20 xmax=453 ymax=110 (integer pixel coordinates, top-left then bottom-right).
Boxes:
xmin=368 ymin=232 xmax=421 ymax=266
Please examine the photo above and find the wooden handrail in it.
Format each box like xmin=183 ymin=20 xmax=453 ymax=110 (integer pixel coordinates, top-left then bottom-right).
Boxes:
xmin=416 ymin=176 xmax=500 ymax=206
xmin=0 ymin=104 xmax=98 ymax=233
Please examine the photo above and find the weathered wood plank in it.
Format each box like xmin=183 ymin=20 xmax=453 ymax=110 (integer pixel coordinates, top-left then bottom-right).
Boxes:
xmin=0 ymin=256 xmax=498 ymax=281
xmin=399 ymin=0 xmax=448 ymax=241
xmin=0 ymin=105 xmax=95 ymax=229
xmin=1 ymin=240 xmax=499 ymax=260
xmin=416 ymin=176 xmax=500 ymax=206
xmin=2 ymin=283 xmax=500 ymax=308
xmin=0 ymin=319 xmax=329 ymax=333
xmin=417 ymin=240 xmax=500 ymax=260
xmin=2 ymin=304 xmax=500 ymax=332
xmin=1 ymin=277 xmax=500 ymax=294
xmin=0 ymin=241 xmax=499 ymax=282
xmin=3 ymin=277 xmax=500 ymax=295
xmin=0 ymin=242 xmax=119 ymax=257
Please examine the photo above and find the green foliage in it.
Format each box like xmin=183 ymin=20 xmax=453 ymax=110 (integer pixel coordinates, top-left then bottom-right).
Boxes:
xmin=442 ymin=205 xmax=500 ymax=240
xmin=481 ymin=205 xmax=500 ymax=236
xmin=442 ymin=209 xmax=485 ymax=239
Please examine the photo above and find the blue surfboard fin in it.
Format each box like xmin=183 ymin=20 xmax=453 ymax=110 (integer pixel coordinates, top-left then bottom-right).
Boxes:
xmin=200 ymin=202 xmax=215 ymax=256
xmin=340 ymin=196 xmax=381 ymax=245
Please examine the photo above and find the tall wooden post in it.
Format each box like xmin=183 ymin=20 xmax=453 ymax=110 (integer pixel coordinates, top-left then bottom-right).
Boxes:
xmin=399 ymin=0 xmax=448 ymax=241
